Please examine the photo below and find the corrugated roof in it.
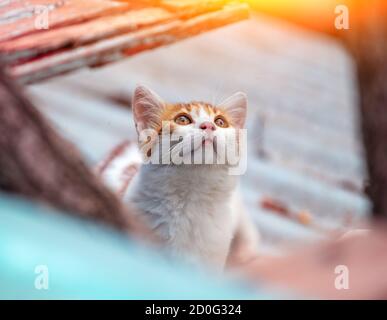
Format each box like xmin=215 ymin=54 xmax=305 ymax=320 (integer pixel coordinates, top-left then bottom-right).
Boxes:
xmin=27 ymin=15 xmax=370 ymax=254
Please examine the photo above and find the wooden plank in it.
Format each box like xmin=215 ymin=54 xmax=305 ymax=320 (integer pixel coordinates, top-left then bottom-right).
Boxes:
xmin=0 ymin=0 xmax=131 ymax=42
xmin=160 ymin=0 xmax=227 ymax=18
xmin=10 ymin=3 xmax=249 ymax=84
xmin=0 ymin=0 xmax=63 ymax=18
xmin=0 ymin=7 xmax=174 ymax=63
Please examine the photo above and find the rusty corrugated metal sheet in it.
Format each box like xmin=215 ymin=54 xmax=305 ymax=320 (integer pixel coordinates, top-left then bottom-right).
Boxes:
xmin=0 ymin=0 xmax=249 ymax=83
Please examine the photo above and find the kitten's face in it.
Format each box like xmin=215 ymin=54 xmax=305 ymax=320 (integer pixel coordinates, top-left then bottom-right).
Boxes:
xmin=132 ymin=85 xmax=247 ymax=166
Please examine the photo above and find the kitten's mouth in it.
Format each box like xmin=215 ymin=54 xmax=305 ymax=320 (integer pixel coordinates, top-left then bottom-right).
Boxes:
xmin=202 ymin=137 xmax=214 ymax=146
xmin=187 ymin=134 xmax=218 ymax=155
xmin=200 ymin=136 xmax=218 ymax=154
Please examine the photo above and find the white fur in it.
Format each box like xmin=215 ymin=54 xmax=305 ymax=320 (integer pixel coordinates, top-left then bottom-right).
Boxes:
xmin=101 ymin=144 xmax=141 ymax=192
xmin=123 ymin=164 xmax=240 ymax=270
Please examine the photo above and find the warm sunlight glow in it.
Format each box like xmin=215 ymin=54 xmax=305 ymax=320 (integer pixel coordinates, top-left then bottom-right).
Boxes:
xmin=246 ymin=0 xmax=356 ymax=33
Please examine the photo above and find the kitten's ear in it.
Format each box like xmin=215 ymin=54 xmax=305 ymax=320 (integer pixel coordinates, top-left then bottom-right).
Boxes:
xmin=132 ymin=85 xmax=164 ymax=133
xmin=218 ymin=92 xmax=247 ymax=128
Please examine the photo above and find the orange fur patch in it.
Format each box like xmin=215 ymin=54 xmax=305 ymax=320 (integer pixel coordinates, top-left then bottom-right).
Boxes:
xmin=158 ymin=102 xmax=234 ymax=132
xmin=137 ymin=101 xmax=238 ymax=160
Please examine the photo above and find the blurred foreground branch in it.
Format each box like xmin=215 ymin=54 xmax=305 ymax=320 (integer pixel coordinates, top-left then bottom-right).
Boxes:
xmin=0 ymin=66 xmax=149 ymax=238
xmin=241 ymin=227 xmax=387 ymax=299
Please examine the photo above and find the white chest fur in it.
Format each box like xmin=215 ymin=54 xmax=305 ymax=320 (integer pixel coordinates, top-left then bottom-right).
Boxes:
xmin=123 ymin=164 xmax=239 ymax=270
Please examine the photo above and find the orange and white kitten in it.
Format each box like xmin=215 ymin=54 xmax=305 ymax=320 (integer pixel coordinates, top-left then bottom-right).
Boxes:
xmin=99 ymin=85 xmax=259 ymax=271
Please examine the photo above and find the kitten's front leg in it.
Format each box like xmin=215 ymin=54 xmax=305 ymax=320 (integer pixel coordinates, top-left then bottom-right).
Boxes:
xmin=227 ymin=201 xmax=260 ymax=267
xmin=205 ymin=238 xmax=234 ymax=272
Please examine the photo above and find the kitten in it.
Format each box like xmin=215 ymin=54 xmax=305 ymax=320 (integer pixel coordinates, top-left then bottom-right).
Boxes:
xmin=99 ymin=85 xmax=259 ymax=271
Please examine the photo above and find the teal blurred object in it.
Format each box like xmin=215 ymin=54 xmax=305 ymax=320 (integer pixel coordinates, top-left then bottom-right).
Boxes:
xmin=0 ymin=194 xmax=279 ymax=299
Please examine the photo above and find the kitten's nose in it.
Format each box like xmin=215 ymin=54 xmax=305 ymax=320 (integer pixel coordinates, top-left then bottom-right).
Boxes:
xmin=199 ymin=121 xmax=216 ymax=131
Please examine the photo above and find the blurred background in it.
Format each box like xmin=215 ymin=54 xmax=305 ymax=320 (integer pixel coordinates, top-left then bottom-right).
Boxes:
xmin=26 ymin=2 xmax=369 ymax=255
xmin=1 ymin=0 xmax=385 ymax=299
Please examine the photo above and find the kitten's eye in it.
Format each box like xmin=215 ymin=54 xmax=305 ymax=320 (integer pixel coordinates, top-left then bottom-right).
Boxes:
xmin=214 ymin=116 xmax=228 ymax=128
xmin=174 ymin=114 xmax=192 ymax=125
